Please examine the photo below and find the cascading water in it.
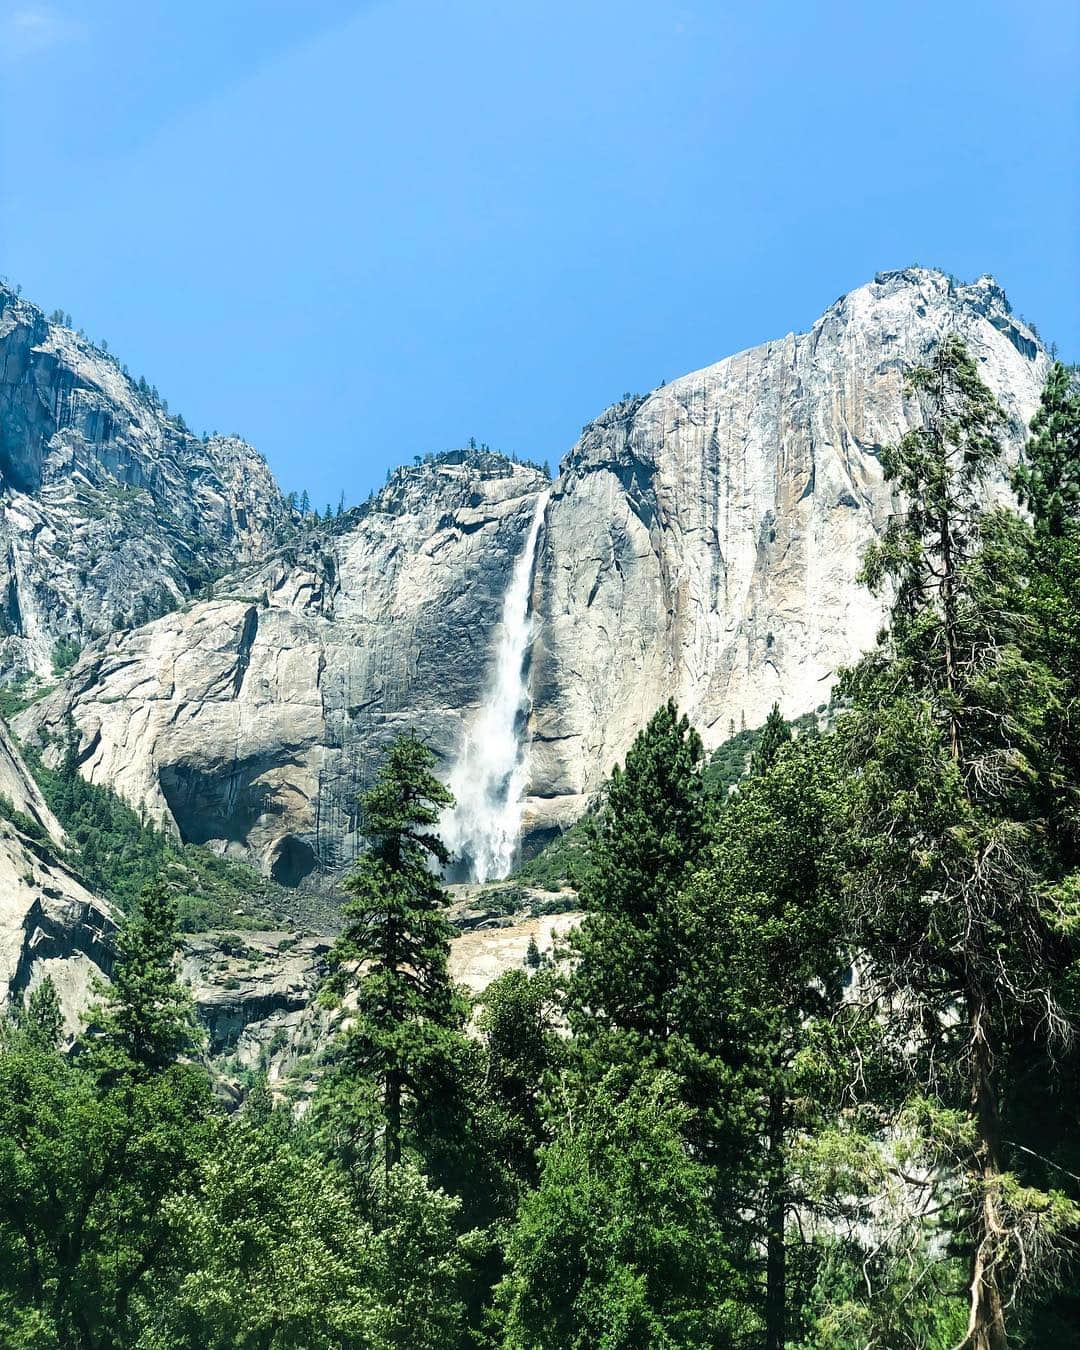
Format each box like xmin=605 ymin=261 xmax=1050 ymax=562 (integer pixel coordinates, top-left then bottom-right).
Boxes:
xmin=441 ymin=490 xmax=550 ymax=883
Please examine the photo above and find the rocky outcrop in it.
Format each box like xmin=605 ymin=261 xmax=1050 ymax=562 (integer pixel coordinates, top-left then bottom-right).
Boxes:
xmin=181 ymin=906 xmax=578 ymax=1099
xmin=17 ymin=455 xmax=551 ymax=874
xmin=180 ymin=929 xmax=330 ymax=1057
xmin=0 ymin=721 xmax=114 ymax=1036
xmin=13 ymin=269 xmax=1052 ymax=872
xmin=0 ymin=284 xmax=290 ymax=678
xmin=522 ymin=269 xmax=1048 ymax=838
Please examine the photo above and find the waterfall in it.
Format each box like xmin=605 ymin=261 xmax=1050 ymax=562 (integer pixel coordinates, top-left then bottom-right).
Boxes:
xmin=442 ymin=490 xmax=550 ymax=883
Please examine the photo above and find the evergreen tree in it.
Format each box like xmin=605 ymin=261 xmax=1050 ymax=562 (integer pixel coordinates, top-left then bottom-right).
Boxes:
xmin=476 ymin=968 xmax=561 ymax=1198
xmin=750 ymin=700 xmax=791 ymax=776
xmin=0 ymin=970 xmax=211 ymax=1345
xmin=996 ymin=364 xmax=1080 ymax=1341
xmin=85 ymin=872 xmax=200 ymax=1077
xmin=568 ymin=700 xmax=708 ymax=1046
xmin=843 ymin=335 xmax=1077 ymax=1348
xmin=16 ymin=975 xmax=64 ymax=1051
xmin=1013 ymin=360 xmax=1080 ymax=538
xmin=160 ymin=1108 xmax=466 ymax=1349
xmin=681 ymin=729 xmax=849 ymax=1349
xmin=494 ymin=1072 xmax=750 ymax=1349
xmin=316 ymin=734 xmax=462 ymax=1183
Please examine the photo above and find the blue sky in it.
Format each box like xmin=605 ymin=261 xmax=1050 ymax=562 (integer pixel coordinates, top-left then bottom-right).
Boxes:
xmin=1 ymin=1 xmax=1077 ymax=506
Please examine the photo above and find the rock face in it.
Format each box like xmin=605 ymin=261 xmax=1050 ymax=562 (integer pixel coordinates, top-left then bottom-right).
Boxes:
xmin=180 ymin=906 xmax=579 ymax=1099
xmin=0 ymin=721 xmax=114 ymax=1036
xmin=179 ymin=929 xmax=331 ymax=1060
xmin=14 ymin=269 xmax=1051 ymax=873
xmin=18 ymin=454 xmax=551 ymax=878
xmin=522 ymin=269 xmax=1048 ymax=838
xmin=0 ymin=283 xmax=290 ymax=679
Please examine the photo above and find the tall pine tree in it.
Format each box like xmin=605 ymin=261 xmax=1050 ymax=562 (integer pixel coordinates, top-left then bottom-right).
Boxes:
xmin=682 ymin=726 xmax=849 ymax=1349
xmin=317 ymin=734 xmax=464 ymax=1185
xmin=843 ymin=335 xmax=1077 ymax=1349
xmin=1013 ymin=360 xmax=1080 ymax=539
xmin=85 ymin=872 xmax=200 ymax=1077
xmin=568 ymin=700 xmax=708 ymax=1048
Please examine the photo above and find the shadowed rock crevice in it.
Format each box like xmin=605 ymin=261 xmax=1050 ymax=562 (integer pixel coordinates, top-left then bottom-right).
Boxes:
xmin=232 ymin=606 xmax=259 ymax=697
xmin=9 ymin=896 xmax=115 ymax=1002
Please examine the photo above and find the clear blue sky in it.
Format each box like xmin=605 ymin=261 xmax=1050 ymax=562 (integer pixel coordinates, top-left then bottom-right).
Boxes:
xmin=1 ymin=1 xmax=1077 ymax=507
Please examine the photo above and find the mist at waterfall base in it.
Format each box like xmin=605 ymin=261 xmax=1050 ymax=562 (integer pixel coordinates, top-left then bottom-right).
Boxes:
xmin=441 ymin=492 xmax=550 ymax=885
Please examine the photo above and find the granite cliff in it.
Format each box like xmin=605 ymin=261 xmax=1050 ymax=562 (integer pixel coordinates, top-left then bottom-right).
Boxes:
xmin=522 ymin=268 xmax=1047 ymax=839
xmin=0 ymin=282 xmax=290 ymax=680
xmin=12 ymin=268 xmax=1051 ymax=884
xmin=17 ymin=453 xmax=550 ymax=883
xmin=0 ymin=720 xmax=114 ymax=1035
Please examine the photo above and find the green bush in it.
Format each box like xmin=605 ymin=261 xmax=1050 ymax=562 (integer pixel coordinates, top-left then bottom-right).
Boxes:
xmin=51 ymin=637 xmax=82 ymax=675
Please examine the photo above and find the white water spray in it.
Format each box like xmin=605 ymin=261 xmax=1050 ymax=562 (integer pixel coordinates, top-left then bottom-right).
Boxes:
xmin=442 ymin=490 xmax=550 ymax=883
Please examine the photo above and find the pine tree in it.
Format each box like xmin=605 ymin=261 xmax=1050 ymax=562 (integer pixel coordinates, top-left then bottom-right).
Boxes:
xmin=476 ymin=969 xmax=559 ymax=1195
xmin=17 ymin=976 xmax=64 ymax=1051
xmin=843 ymin=335 xmax=1077 ymax=1349
xmin=682 ymin=729 xmax=849 ymax=1349
xmin=1013 ymin=360 xmax=1080 ymax=538
xmin=317 ymin=734 xmax=462 ymax=1182
xmin=750 ymin=701 xmax=791 ymax=776
xmin=494 ymin=1072 xmax=744 ymax=1348
xmin=568 ymin=700 xmax=708 ymax=1046
xmin=0 ymin=932 xmax=211 ymax=1346
xmin=86 ymin=872 xmax=200 ymax=1077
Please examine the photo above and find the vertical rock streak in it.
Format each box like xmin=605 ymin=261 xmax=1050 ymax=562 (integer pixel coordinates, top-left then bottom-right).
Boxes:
xmin=442 ymin=490 xmax=550 ymax=882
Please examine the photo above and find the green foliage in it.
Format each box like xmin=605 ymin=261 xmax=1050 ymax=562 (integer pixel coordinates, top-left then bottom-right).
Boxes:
xmin=0 ymin=675 xmax=52 ymax=723
xmin=494 ymin=1072 xmax=754 ymax=1349
xmin=680 ymin=729 xmax=851 ymax=1346
xmin=316 ymin=735 xmax=467 ymax=1182
xmin=0 ymin=984 xmax=213 ymax=1346
xmin=1014 ymin=360 xmax=1080 ymax=538
xmin=476 ymin=968 xmax=561 ymax=1199
xmin=23 ymin=724 xmax=288 ymax=928
xmin=838 ymin=339 xmax=1079 ymax=1342
xmin=512 ymin=813 xmax=591 ymax=889
xmin=568 ymin=700 xmax=708 ymax=1044
xmin=14 ymin=976 xmax=64 ymax=1052
xmin=0 ymin=792 xmax=49 ymax=844
xmin=83 ymin=873 xmax=202 ymax=1077
xmin=158 ymin=1113 xmax=466 ymax=1349
xmin=50 ymin=636 xmax=81 ymax=675
xmin=749 ymin=700 xmax=792 ymax=776
xmin=703 ymin=708 xmax=818 ymax=795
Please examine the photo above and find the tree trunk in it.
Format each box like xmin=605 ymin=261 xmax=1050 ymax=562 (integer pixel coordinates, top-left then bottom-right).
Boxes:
xmin=966 ymin=996 xmax=1008 ymax=1350
xmin=764 ymin=1079 xmax=786 ymax=1350
xmin=939 ymin=506 xmax=962 ymax=764
xmin=385 ymin=1067 xmax=402 ymax=1179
